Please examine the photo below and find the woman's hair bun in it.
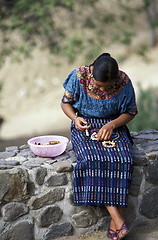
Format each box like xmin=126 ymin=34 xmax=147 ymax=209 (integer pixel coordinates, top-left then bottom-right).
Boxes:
xmin=91 ymin=53 xmax=111 ymax=66
xmin=101 ymin=53 xmax=111 ymax=57
xmin=93 ymin=53 xmax=118 ymax=82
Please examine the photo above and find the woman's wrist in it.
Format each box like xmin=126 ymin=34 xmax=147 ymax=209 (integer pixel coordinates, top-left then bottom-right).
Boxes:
xmin=73 ymin=115 xmax=78 ymax=121
xmin=106 ymin=121 xmax=116 ymax=130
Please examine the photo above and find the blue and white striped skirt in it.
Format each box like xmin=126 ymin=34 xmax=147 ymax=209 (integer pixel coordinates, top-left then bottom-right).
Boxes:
xmin=71 ymin=117 xmax=133 ymax=208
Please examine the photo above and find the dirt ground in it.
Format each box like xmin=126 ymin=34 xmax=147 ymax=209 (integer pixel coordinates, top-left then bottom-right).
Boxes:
xmin=58 ymin=231 xmax=107 ymax=240
xmin=55 ymin=228 xmax=158 ymax=240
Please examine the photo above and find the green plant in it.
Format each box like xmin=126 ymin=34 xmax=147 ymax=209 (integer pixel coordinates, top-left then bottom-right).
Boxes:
xmin=0 ymin=0 xmax=157 ymax=65
xmin=85 ymin=44 xmax=101 ymax=62
xmin=119 ymin=29 xmax=135 ymax=46
xmin=63 ymin=36 xmax=83 ymax=63
xmin=128 ymin=86 xmax=158 ymax=132
xmin=137 ymin=44 xmax=149 ymax=60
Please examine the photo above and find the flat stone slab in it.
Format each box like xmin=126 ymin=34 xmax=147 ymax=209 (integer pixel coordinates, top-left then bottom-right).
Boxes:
xmin=0 ymin=220 xmax=34 ymax=240
xmin=5 ymin=146 xmax=19 ymax=154
xmin=0 ymin=160 xmax=20 ymax=166
xmin=17 ymin=150 xmax=36 ymax=158
xmin=139 ymin=186 xmax=158 ymax=219
xmin=35 ymin=167 xmax=47 ymax=185
xmin=53 ymin=161 xmax=73 ymax=173
xmin=44 ymin=222 xmax=73 ymax=240
xmin=0 ymin=152 xmax=16 ymax=160
xmin=2 ymin=202 xmax=29 ymax=222
xmin=45 ymin=173 xmax=68 ymax=186
xmin=5 ymin=156 xmax=27 ymax=163
xmin=37 ymin=205 xmax=63 ymax=227
xmin=72 ymin=209 xmax=98 ymax=228
xmin=0 ymin=168 xmax=29 ymax=202
xmin=28 ymin=188 xmax=65 ymax=210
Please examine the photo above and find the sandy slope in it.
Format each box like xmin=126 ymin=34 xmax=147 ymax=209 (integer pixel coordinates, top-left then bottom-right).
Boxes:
xmin=0 ymin=47 xmax=158 ymax=149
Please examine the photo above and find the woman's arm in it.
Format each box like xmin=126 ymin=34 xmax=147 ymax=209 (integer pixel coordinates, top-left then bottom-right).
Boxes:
xmin=61 ymin=102 xmax=90 ymax=131
xmin=61 ymin=102 xmax=77 ymax=121
xmin=97 ymin=113 xmax=135 ymax=141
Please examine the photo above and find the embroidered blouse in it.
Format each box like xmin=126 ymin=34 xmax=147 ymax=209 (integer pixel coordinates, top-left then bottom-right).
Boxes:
xmin=62 ymin=65 xmax=137 ymax=118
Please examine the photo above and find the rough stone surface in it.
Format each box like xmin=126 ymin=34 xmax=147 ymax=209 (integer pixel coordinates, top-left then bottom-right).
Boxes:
xmin=5 ymin=156 xmax=26 ymax=163
xmin=130 ymin=167 xmax=143 ymax=196
xmin=132 ymin=149 xmax=148 ymax=166
xmin=0 ymin=165 xmax=14 ymax=169
xmin=0 ymin=221 xmax=34 ymax=240
xmin=54 ymin=153 xmax=70 ymax=162
xmin=44 ymin=222 xmax=73 ymax=240
xmin=136 ymin=141 xmax=158 ymax=154
xmin=35 ymin=167 xmax=47 ymax=185
xmin=139 ymin=186 xmax=158 ymax=219
xmin=5 ymin=146 xmax=19 ymax=154
xmin=67 ymin=151 xmax=77 ymax=163
xmin=72 ymin=209 xmax=98 ymax=228
xmin=2 ymin=202 xmax=29 ymax=222
xmin=145 ymin=159 xmax=158 ymax=185
xmin=0 ymin=169 xmax=29 ymax=202
xmin=37 ymin=205 xmax=63 ymax=227
xmin=124 ymin=196 xmax=138 ymax=224
xmin=17 ymin=149 xmax=36 ymax=158
xmin=93 ymin=206 xmax=109 ymax=218
xmin=132 ymin=130 xmax=158 ymax=141
xmin=0 ymin=219 xmax=5 ymax=234
xmin=65 ymin=142 xmax=73 ymax=151
xmin=53 ymin=161 xmax=73 ymax=173
xmin=126 ymin=217 xmax=158 ymax=240
xmin=23 ymin=158 xmax=44 ymax=169
xmin=0 ymin=151 xmax=16 ymax=159
xmin=28 ymin=188 xmax=65 ymax=209
xmin=19 ymin=144 xmax=30 ymax=150
xmin=44 ymin=159 xmax=57 ymax=164
xmin=45 ymin=173 xmax=68 ymax=186
xmin=0 ymin=130 xmax=158 ymax=240
xmin=0 ymin=159 xmax=20 ymax=166
xmin=146 ymin=151 xmax=158 ymax=161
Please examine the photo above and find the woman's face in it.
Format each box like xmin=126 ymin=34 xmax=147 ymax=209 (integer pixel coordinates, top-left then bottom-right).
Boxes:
xmin=93 ymin=79 xmax=115 ymax=91
xmin=90 ymin=65 xmax=116 ymax=91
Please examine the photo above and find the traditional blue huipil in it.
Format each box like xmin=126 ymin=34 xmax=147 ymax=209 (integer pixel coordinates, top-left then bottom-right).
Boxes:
xmin=62 ymin=65 xmax=137 ymax=207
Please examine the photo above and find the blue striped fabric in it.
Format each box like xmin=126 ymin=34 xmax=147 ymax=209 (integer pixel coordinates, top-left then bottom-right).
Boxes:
xmin=71 ymin=117 xmax=133 ymax=207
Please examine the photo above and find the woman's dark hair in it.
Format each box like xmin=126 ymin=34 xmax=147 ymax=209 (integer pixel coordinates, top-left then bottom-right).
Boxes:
xmin=92 ymin=53 xmax=119 ymax=82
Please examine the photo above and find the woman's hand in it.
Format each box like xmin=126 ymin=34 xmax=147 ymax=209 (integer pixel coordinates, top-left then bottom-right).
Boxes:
xmin=74 ymin=117 xmax=90 ymax=131
xmin=97 ymin=122 xmax=115 ymax=141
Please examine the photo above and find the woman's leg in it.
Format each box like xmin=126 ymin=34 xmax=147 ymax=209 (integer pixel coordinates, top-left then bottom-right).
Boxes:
xmin=106 ymin=206 xmax=128 ymax=239
xmin=108 ymin=206 xmax=124 ymax=230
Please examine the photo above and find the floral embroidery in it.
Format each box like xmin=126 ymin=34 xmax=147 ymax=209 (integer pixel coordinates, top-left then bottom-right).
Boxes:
xmin=76 ymin=65 xmax=130 ymax=100
xmin=128 ymin=103 xmax=138 ymax=115
xmin=62 ymin=90 xmax=74 ymax=103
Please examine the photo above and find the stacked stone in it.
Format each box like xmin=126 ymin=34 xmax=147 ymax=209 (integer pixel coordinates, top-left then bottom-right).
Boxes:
xmin=124 ymin=130 xmax=158 ymax=239
xmin=0 ymin=130 xmax=158 ymax=240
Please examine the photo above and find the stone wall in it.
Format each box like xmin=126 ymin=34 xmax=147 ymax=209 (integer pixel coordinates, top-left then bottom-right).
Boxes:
xmin=0 ymin=130 xmax=158 ymax=240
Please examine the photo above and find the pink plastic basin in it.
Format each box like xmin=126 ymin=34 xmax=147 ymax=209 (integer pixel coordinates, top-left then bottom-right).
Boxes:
xmin=27 ymin=135 xmax=69 ymax=158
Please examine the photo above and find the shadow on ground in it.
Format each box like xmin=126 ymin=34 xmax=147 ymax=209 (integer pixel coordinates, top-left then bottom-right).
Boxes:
xmin=0 ymin=129 xmax=71 ymax=151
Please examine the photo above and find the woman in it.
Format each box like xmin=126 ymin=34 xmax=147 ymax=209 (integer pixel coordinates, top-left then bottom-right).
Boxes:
xmin=61 ymin=53 xmax=137 ymax=240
